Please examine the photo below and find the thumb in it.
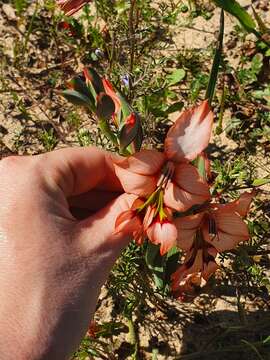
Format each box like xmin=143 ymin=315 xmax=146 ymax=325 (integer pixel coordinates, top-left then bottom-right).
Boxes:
xmin=75 ymin=193 xmax=138 ymax=264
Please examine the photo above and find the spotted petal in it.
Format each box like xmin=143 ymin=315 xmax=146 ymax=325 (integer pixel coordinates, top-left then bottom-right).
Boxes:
xmin=165 ymin=100 xmax=213 ymax=162
xmin=57 ymin=0 xmax=91 ymax=16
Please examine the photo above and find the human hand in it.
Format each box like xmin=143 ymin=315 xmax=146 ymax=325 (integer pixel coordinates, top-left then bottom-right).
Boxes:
xmin=0 ymin=146 xmax=135 ymax=360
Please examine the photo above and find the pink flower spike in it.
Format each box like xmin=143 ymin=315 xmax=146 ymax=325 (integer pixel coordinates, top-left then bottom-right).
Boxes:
xmin=57 ymin=0 xmax=91 ymax=16
xmin=165 ymin=100 xmax=214 ymax=163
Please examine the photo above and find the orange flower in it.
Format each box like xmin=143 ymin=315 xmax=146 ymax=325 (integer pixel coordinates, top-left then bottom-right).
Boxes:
xmin=114 ymin=101 xmax=213 ymax=254
xmin=57 ymin=0 xmax=91 ymax=16
xmin=172 ymin=191 xmax=254 ymax=297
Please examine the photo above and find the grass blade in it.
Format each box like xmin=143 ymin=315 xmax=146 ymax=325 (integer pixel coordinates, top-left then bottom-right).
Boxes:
xmin=213 ymin=0 xmax=256 ymax=33
xmin=205 ymin=9 xmax=224 ymax=105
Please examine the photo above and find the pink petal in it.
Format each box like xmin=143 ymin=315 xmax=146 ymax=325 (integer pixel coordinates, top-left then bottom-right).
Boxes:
xmin=175 ymin=213 xmax=204 ymax=230
xmin=202 ymin=260 xmax=219 ymax=281
xmin=114 ymin=164 xmax=157 ymax=196
xmin=173 ymin=163 xmax=210 ymax=198
xmin=202 ymin=225 xmax=248 ymax=252
xmin=186 ymin=249 xmax=204 ymax=274
xmin=231 ymin=191 xmax=255 ymax=217
xmin=164 ymin=183 xmax=208 ymax=212
xmin=174 ymin=214 xmax=203 ymax=251
xmin=165 ymin=100 xmax=213 ymax=162
xmin=113 ymin=149 xmax=165 ymax=176
xmin=57 ymin=0 xmax=91 ymax=16
xmin=114 ymin=210 xmax=142 ymax=234
xmin=215 ymin=210 xmax=250 ymax=238
xmin=147 ymin=221 xmax=177 ymax=255
xmin=143 ymin=205 xmax=156 ymax=230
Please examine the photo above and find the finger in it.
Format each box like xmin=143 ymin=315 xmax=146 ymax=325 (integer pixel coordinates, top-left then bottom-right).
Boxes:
xmin=75 ymin=193 xmax=138 ymax=258
xmin=39 ymin=146 xmax=123 ymax=197
xmin=68 ymin=190 xmax=121 ymax=211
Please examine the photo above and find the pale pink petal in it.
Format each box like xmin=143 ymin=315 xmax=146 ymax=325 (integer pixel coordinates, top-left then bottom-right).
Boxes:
xmin=114 ymin=164 xmax=157 ymax=196
xmin=113 ymin=149 xmax=165 ymax=176
xmin=164 ymin=183 xmax=208 ymax=212
xmin=174 ymin=214 xmax=202 ymax=250
xmin=147 ymin=221 xmax=177 ymax=255
xmin=165 ymin=100 xmax=214 ymax=162
xmin=176 ymin=229 xmax=196 ymax=251
xmin=114 ymin=210 xmax=142 ymax=234
xmin=143 ymin=206 xmax=156 ymax=230
xmin=174 ymin=213 xmax=204 ymax=230
xmin=202 ymin=225 xmax=248 ymax=252
xmin=231 ymin=191 xmax=255 ymax=217
xmin=173 ymin=163 xmax=210 ymax=198
xmin=215 ymin=211 xmax=249 ymax=237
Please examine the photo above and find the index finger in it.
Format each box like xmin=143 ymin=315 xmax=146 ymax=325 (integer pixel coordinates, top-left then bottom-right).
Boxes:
xmin=39 ymin=146 xmax=123 ymax=196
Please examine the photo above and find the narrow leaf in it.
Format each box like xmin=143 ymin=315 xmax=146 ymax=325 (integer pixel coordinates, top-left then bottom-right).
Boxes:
xmin=68 ymin=76 xmax=94 ymax=103
xmin=96 ymin=93 xmax=115 ymax=120
xmin=206 ymin=9 xmax=224 ymax=105
xmin=119 ymin=113 xmax=142 ymax=150
xmin=252 ymin=6 xmax=269 ymax=34
xmin=252 ymin=178 xmax=270 ymax=186
xmin=62 ymin=89 xmax=91 ymax=108
xmin=213 ymin=0 xmax=256 ymax=32
xmin=84 ymin=67 xmax=104 ymax=94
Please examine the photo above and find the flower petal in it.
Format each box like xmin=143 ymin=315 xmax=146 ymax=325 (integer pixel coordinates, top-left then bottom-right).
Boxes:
xmin=147 ymin=221 xmax=177 ymax=255
xmin=114 ymin=210 xmax=142 ymax=234
xmin=215 ymin=210 xmax=250 ymax=238
xmin=164 ymin=183 xmax=208 ymax=212
xmin=57 ymin=0 xmax=91 ymax=16
xmin=174 ymin=214 xmax=203 ymax=251
xmin=202 ymin=225 xmax=248 ymax=252
xmin=165 ymin=100 xmax=213 ymax=162
xmin=173 ymin=163 xmax=210 ymax=198
xmin=231 ymin=191 xmax=255 ymax=217
xmin=113 ymin=149 xmax=165 ymax=176
xmin=202 ymin=260 xmax=219 ymax=281
xmin=114 ymin=164 xmax=157 ymax=196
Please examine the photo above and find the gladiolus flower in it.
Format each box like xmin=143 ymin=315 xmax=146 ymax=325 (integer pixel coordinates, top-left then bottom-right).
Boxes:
xmin=57 ymin=0 xmax=91 ymax=16
xmin=172 ymin=191 xmax=254 ymax=297
xmin=114 ymin=101 xmax=213 ymax=254
xmin=114 ymin=101 xmax=213 ymax=211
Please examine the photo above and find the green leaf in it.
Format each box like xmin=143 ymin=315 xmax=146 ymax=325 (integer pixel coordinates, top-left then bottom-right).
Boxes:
xmin=96 ymin=93 xmax=115 ymax=120
xmin=84 ymin=67 xmax=104 ymax=94
xmin=252 ymin=6 xmax=269 ymax=34
xmin=69 ymin=76 xmax=94 ymax=103
xmin=213 ymin=0 xmax=256 ymax=33
xmin=206 ymin=9 xmax=224 ymax=105
xmin=165 ymin=101 xmax=184 ymax=114
xmin=252 ymin=178 xmax=270 ymax=186
xmin=62 ymin=89 xmax=91 ymax=108
xmin=166 ymin=69 xmax=186 ymax=86
xmin=195 ymin=153 xmax=207 ymax=180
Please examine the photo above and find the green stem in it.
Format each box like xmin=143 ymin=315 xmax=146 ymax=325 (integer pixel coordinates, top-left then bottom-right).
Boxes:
xmin=98 ymin=118 xmax=118 ymax=146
